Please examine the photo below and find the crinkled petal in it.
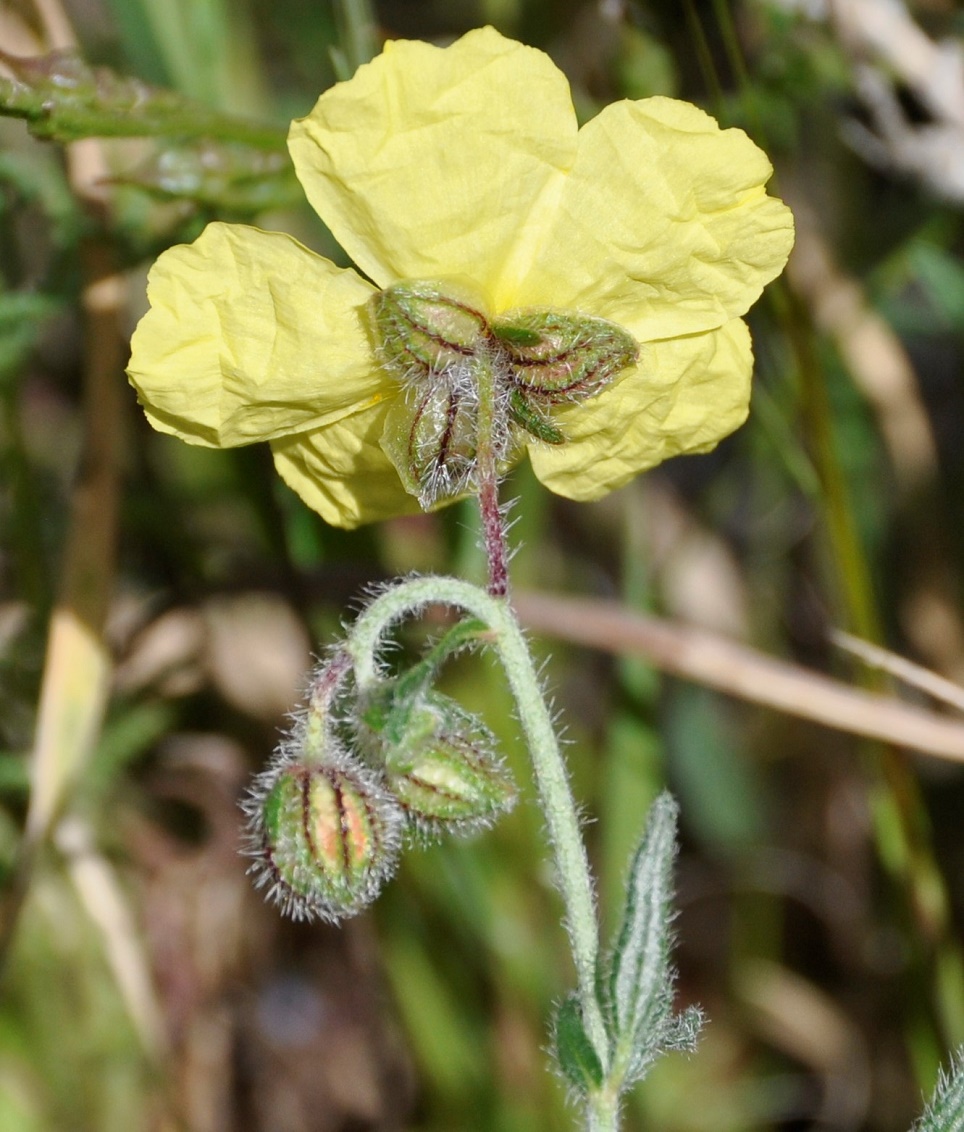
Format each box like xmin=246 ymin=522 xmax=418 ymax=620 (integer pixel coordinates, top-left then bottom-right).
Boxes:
xmin=511 ymin=98 xmax=794 ymax=336
xmin=127 ymin=222 xmax=379 ymax=447
xmin=527 ymin=318 xmax=753 ymax=500
xmin=271 ymin=401 xmax=421 ymax=528
xmin=288 ymin=26 xmax=576 ymax=296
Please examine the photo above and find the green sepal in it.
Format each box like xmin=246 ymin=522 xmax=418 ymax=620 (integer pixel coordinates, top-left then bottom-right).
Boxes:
xmin=370 ymin=280 xmax=639 ymax=503
xmin=553 ymin=994 xmax=606 ymax=1094
xmin=492 ymin=309 xmax=638 ymax=402
xmin=380 ymin=374 xmax=480 ymax=507
xmin=370 ymin=280 xmax=488 ymax=379
xmin=508 ymin=388 xmax=565 ymax=445
xmin=491 ymin=323 xmax=542 ymax=347
xmin=360 ymin=618 xmax=489 ymax=743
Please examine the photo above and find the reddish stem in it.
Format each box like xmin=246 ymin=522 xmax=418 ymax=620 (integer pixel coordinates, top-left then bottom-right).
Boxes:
xmin=478 ymin=462 xmax=508 ymax=597
xmin=308 ymin=649 xmax=352 ymax=715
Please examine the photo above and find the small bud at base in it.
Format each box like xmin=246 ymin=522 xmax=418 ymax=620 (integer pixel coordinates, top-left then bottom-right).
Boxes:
xmin=360 ymin=687 xmax=516 ymax=838
xmin=386 ymin=722 xmax=517 ymax=837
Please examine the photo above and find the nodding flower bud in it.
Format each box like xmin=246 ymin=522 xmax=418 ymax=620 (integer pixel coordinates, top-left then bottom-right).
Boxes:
xmin=359 ymin=684 xmax=516 ymax=837
xmin=370 ymin=279 xmax=638 ymax=507
xmin=242 ymin=653 xmax=402 ymax=923
xmin=244 ymin=751 xmax=403 ymax=923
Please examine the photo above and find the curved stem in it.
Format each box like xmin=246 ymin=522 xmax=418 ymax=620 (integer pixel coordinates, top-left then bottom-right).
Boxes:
xmin=346 ymin=576 xmax=610 ymax=1071
xmin=301 ymin=649 xmax=352 ymax=763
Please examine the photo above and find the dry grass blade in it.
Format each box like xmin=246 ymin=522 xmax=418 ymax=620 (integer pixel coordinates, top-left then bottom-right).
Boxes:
xmin=830 ymin=630 xmax=964 ymax=715
xmin=513 ymin=592 xmax=964 ymax=762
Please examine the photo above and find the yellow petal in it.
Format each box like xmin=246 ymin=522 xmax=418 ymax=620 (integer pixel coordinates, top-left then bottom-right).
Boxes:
xmin=287 ymin=26 xmax=576 ymax=297
xmin=527 ymin=318 xmax=753 ymax=500
xmin=270 ymin=401 xmax=420 ymax=528
xmin=510 ymin=98 xmax=794 ymax=336
xmin=127 ymin=222 xmax=378 ymax=447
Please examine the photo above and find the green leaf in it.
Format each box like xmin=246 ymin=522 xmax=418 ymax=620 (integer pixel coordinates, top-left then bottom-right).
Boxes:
xmin=602 ymin=791 xmax=700 ymax=1086
xmin=118 ymin=143 xmax=302 ymax=217
xmin=553 ymin=994 xmax=605 ymax=1094
xmin=606 ymin=793 xmax=677 ymax=1037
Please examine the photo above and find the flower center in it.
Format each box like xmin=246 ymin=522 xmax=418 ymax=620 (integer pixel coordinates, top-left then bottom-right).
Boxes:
xmin=370 ymin=280 xmax=638 ymax=508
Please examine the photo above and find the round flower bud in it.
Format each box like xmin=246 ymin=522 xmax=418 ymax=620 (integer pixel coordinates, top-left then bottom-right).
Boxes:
xmin=360 ymin=686 xmax=516 ymax=838
xmin=244 ymin=752 xmax=403 ymax=923
xmin=387 ymin=718 xmax=517 ymax=836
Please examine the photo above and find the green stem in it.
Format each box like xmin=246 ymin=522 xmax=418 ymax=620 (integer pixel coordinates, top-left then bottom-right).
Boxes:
xmin=0 ymin=49 xmax=287 ymax=149
xmin=588 ymin=1088 xmax=620 ymax=1132
xmin=346 ymin=575 xmax=611 ymax=1073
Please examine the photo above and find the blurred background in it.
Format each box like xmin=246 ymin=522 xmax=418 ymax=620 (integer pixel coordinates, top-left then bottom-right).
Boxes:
xmin=2 ymin=0 xmax=964 ymax=1128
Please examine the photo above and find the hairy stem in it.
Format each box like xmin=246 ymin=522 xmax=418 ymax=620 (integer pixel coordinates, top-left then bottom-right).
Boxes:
xmin=473 ymin=353 xmax=510 ymax=598
xmin=588 ymin=1088 xmax=620 ymax=1132
xmin=346 ymin=576 xmax=610 ymax=1070
xmin=479 ymin=466 xmax=508 ymax=598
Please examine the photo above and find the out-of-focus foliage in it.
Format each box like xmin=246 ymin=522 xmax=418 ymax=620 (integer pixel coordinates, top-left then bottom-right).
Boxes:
xmin=2 ymin=0 xmax=964 ymax=1129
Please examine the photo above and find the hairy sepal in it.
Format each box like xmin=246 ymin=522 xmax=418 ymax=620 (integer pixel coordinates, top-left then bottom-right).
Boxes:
xmin=370 ymin=280 xmax=639 ymax=506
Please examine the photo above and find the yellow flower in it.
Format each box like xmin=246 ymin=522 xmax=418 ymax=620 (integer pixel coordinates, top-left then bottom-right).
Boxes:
xmin=127 ymin=26 xmax=793 ymax=529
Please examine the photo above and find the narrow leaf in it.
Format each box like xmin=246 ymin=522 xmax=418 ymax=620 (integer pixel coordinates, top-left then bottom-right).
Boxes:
xmin=602 ymin=791 xmax=700 ymax=1087
xmin=607 ymin=792 xmax=678 ymax=1039
xmin=553 ymin=994 xmax=605 ymax=1094
xmin=118 ymin=143 xmax=302 ymax=216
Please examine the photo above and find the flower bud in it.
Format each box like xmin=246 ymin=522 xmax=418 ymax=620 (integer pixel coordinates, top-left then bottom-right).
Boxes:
xmin=245 ymin=753 xmax=402 ymax=922
xmin=387 ymin=716 xmax=516 ymax=835
xmin=360 ymin=686 xmax=516 ymax=837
